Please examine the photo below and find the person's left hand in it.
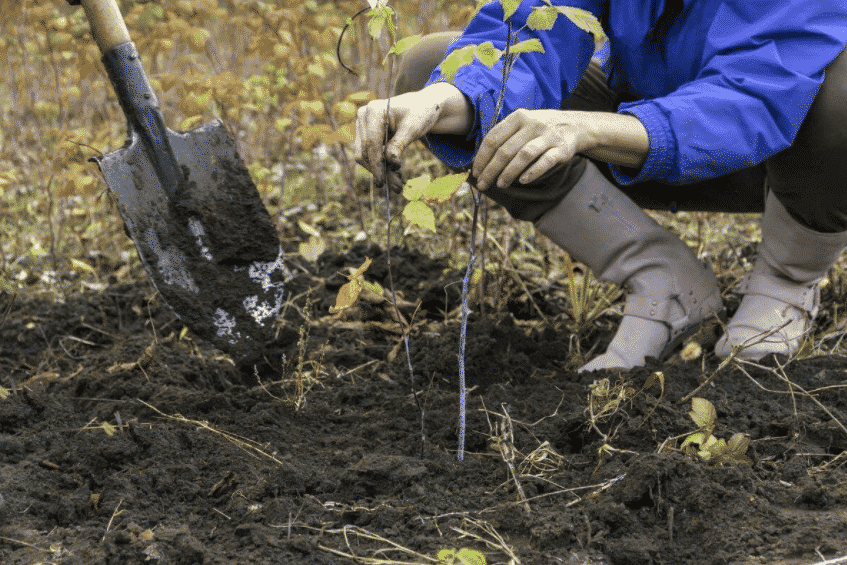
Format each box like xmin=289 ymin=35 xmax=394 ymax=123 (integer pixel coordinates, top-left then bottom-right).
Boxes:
xmin=471 ymin=109 xmax=597 ymax=191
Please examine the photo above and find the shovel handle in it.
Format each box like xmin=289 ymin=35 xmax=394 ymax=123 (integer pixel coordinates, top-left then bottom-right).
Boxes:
xmin=79 ymin=0 xmax=131 ymax=53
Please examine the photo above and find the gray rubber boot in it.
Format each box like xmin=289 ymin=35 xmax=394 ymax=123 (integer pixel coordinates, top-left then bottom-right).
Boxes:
xmin=715 ymin=190 xmax=847 ymax=360
xmin=534 ymin=161 xmax=725 ymax=371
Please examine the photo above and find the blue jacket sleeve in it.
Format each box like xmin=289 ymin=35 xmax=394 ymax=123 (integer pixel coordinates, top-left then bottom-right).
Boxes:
xmin=609 ymin=0 xmax=847 ymax=186
xmin=423 ymin=0 xmax=599 ymax=169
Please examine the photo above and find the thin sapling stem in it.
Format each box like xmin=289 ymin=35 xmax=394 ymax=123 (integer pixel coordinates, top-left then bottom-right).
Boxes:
xmin=457 ymin=17 xmax=517 ymax=461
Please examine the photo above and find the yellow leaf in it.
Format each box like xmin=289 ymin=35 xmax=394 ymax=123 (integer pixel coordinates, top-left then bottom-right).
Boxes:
xmin=101 ymin=422 xmax=116 ymax=436
xmin=689 ymin=397 xmax=716 ymax=431
xmin=403 ymin=201 xmax=436 ymax=233
xmin=456 ymin=548 xmax=487 ymax=565
xmin=298 ymin=124 xmax=332 ymax=151
xmin=440 ymin=45 xmax=475 ymax=83
xmin=508 ymin=38 xmax=545 ymax=55
xmin=557 ymin=6 xmax=607 ymax=49
xmin=326 ymin=122 xmax=355 ymax=145
xmin=474 ymin=41 xmax=501 ymax=67
xmin=180 ymin=115 xmax=204 ymax=130
xmin=437 ymin=548 xmax=457 ymax=564
xmin=346 ymin=90 xmax=377 ymax=104
xmin=298 ymin=236 xmax=326 ymax=262
xmin=402 ymin=174 xmax=431 ymax=201
xmin=186 ymin=27 xmax=210 ymax=54
xmin=422 ymin=173 xmax=468 ymax=204
xmin=0 ymin=385 xmax=9 ymax=400
xmin=362 ymin=279 xmax=385 ymax=299
xmin=389 ymin=33 xmax=423 ymax=55
xmin=331 ymin=101 xmax=357 ymax=121
xmin=71 ymin=258 xmax=96 ymax=274
xmin=527 ymin=5 xmax=559 ymax=30
xmin=298 ymin=221 xmax=321 ymax=237
xmin=330 ymin=278 xmax=363 ymax=314
xmin=349 ymin=257 xmax=373 ymax=280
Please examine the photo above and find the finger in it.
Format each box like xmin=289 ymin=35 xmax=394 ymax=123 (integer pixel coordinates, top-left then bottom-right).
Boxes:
xmin=384 ymin=104 xmax=440 ymax=169
xmin=354 ymin=106 xmax=366 ymax=166
xmin=495 ymin=138 xmax=551 ymax=188
xmin=475 ymin=127 xmax=536 ymax=191
xmin=518 ymin=145 xmax=575 ymax=185
xmin=471 ymin=112 xmax=522 ymax=180
xmin=387 ymin=168 xmax=405 ymax=194
xmin=365 ymin=105 xmax=389 ymax=185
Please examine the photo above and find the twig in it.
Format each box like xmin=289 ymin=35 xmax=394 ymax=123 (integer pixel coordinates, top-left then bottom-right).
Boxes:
xmin=457 ymin=190 xmax=481 ymax=461
xmin=101 ymin=499 xmax=123 ymax=542
xmin=679 ymin=319 xmax=789 ymax=404
xmin=736 ymin=358 xmax=847 ymax=440
xmin=377 ymin=11 xmax=426 ymax=456
xmin=488 ymin=404 xmax=531 ymax=513
xmin=808 ymin=554 xmax=847 ymax=565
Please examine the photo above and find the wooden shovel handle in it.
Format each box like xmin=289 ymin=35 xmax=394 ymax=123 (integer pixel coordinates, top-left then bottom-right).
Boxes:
xmin=80 ymin=0 xmax=132 ymax=53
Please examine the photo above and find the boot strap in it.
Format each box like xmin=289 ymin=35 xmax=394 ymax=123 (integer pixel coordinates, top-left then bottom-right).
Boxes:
xmin=738 ymin=271 xmax=820 ymax=317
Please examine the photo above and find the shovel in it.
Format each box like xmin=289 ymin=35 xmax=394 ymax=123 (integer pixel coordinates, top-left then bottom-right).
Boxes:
xmin=72 ymin=0 xmax=286 ymax=363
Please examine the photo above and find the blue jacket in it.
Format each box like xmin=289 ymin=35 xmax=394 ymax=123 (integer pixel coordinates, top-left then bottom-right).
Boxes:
xmin=424 ymin=0 xmax=847 ymax=186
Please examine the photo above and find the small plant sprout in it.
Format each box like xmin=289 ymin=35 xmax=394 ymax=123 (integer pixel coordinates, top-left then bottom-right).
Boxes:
xmin=680 ymin=397 xmax=752 ymax=465
xmin=329 ymin=258 xmax=386 ymax=315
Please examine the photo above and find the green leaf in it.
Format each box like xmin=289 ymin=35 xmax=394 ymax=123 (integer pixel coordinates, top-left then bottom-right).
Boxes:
xmin=402 ymin=174 xmax=432 ymax=201
xmin=456 ymin=548 xmax=487 ymax=565
xmin=362 ymin=279 xmax=385 ymax=299
xmin=557 ymin=6 xmax=607 ymax=47
xmin=389 ymin=33 xmax=423 ymax=56
xmin=500 ymin=0 xmax=521 ymax=20
xmin=508 ymin=38 xmax=544 ymax=55
xmin=423 ymin=173 xmax=468 ymax=204
xmin=725 ymin=433 xmax=752 ymax=464
xmin=689 ymin=397 xmax=716 ymax=432
xmin=527 ymin=5 xmax=559 ymax=30
xmin=680 ymin=432 xmax=705 ymax=450
xmin=366 ymin=5 xmax=394 ymax=40
xmin=403 ymin=201 xmax=436 ymax=233
xmin=473 ymin=41 xmax=501 ymax=68
xmin=440 ymin=45 xmax=476 ymax=83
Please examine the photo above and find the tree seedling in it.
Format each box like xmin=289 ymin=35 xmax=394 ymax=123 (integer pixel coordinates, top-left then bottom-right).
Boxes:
xmin=680 ymin=397 xmax=751 ymax=465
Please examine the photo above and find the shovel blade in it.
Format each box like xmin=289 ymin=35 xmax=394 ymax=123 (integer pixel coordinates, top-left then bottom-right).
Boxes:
xmin=94 ymin=120 xmax=285 ymax=363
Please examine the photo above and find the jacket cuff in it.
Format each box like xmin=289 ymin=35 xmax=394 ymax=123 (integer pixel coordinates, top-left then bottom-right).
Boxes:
xmin=422 ymin=70 xmax=501 ymax=170
xmin=607 ymin=102 xmax=676 ymax=186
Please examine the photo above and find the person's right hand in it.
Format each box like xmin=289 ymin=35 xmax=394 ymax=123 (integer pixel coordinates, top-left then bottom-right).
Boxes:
xmin=355 ymin=83 xmax=471 ymax=192
xmin=355 ymin=90 xmax=444 ymax=191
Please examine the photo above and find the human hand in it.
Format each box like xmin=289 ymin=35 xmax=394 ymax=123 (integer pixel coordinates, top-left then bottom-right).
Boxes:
xmin=471 ymin=109 xmax=597 ymax=191
xmin=355 ymin=82 xmax=472 ymax=192
xmin=354 ymin=90 xmax=445 ymax=192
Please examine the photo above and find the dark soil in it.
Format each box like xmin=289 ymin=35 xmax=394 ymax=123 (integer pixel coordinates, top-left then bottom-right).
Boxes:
xmin=2 ymin=242 xmax=847 ymax=565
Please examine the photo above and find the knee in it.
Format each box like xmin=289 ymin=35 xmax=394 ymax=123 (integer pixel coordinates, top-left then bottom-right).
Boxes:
xmin=794 ymin=47 xmax=847 ymax=154
xmin=394 ymin=31 xmax=461 ymax=96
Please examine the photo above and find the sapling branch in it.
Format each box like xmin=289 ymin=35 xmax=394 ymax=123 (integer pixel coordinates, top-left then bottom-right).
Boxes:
xmin=457 ymin=17 xmax=517 ymax=461
xmin=372 ymin=6 xmax=427 ymax=455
